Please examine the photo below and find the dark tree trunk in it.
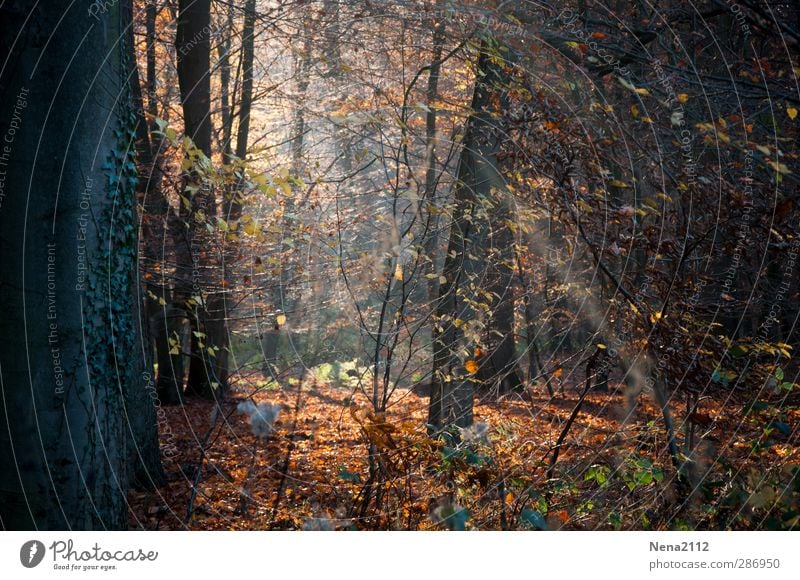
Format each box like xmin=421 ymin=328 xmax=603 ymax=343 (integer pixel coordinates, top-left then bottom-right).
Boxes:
xmin=479 ymin=185 xmax=523 ymax=398
xmin=218 ymin=1 xmax=235 ymax=160
xmin=176 ymin=0 xmax=224 ymax=400
xmin=428 ymin=42 xmax=511 ymax=433
xmin=127 ymin=0 xmax=166 ymax=489
xmin=233 ymin=0 xmax=257 ymax=199
xmin=0 ymin=0 xmax=155 ymax=528
xmin=176 ymin=0 xmax=212 ymax=157
xmin=140 ymin=0 xmax=184 ymax=405
xmin=187 ymin=0 xmax=258 ymax=400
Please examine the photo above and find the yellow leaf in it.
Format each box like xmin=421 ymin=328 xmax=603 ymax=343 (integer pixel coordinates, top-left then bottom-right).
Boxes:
xmin=768 ymin=160 xmax=792 ymax=175
xmin=465 ymin=360 xmax=479 ymax=374
xmin=609 ymin=180 xmax=630 ymax=188
xmin=243 ymin=220 xmax=259 ymax=236
xmin=276 ymin=314 xmax=287 ymax=327
xmin=788 ymin=107 xmax=798 ymax=120
xmin=677 ymin=93 xmax=689 ymax=104
xmin=394 ymin=263 xmax=403 ymax=281
xmin=597 ymin=343 xmax=606 ymax=349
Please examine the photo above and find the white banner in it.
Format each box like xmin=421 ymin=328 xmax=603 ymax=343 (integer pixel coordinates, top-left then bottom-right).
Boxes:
xmin=1 ymin=531 xmax=798 ymax=579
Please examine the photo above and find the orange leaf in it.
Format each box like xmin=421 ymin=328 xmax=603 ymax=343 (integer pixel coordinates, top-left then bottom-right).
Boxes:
xmin=553 ymin=368 xmax=563 ymax=378
xmin=465 ymin=360 xmax=479 ymax=374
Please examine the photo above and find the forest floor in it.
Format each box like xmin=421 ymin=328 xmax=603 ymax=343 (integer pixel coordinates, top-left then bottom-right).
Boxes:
xmin=128 ymin=371 xmax=800 ymax=530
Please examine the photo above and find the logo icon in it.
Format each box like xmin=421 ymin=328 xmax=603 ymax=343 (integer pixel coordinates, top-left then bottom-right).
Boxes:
xmin=20 ymin=540 xmax=45 ymax=568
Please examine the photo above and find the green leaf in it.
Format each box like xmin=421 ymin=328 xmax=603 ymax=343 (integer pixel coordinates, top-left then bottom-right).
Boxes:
xmin=519 ymin=509 xmax=547 ymax=530
xmin=337 ymin=466 xmax=361 ymax=483
xmin=441 ymin=506 xmax=469 ymax=531
xmin=729 ymin=345 xmax=748 ymax=358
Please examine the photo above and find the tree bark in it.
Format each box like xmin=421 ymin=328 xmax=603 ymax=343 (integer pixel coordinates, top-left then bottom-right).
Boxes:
xmin=0 ymin=0 xmax=152 ymax=528
xmin=176 ymin=0 xmax=225 ymax=400
xmin=127 ymin=0 xmax=166 ymax=488
xmin=428 ymin=41 xmax=511 ymax=432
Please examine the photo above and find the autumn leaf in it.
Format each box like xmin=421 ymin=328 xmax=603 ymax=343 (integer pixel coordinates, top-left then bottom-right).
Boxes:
xmin=465 ymin=360 xmax=479 ymax=374
xmin=788 ymin=106 xmax=798 ymax=120
xmin=276 ymin=313 xmax=287 ymax=328
xmin=243 ymin=220 xmax=260 ymax=236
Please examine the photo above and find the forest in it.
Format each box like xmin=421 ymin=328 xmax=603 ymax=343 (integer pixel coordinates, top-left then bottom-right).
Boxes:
xmin=0 ymin=0 xmax=798 ymax=532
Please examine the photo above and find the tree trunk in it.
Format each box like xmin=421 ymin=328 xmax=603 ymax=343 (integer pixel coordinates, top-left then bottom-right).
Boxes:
xmin=0 ymin=0 xmax=155 ymax=528
xmin=188 ymin=0 xmax=258 ymax=400
xmin=141 ymin=0 xmax=185 ymax=404
xmin=176 ymin=0 xmax=223 ymax=400
xmin=428 ymin=41 xmax=511 ymax=433
xmin=479 ymin=180 xmax=523 ymax=398
xmin=127 ymin=0 xmax=166 ymax=488
xmin=421 ymin=16 xmax=446 ymax=303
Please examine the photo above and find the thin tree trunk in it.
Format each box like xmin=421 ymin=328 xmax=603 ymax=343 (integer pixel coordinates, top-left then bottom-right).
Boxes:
xmin=127 ymin=0 xmax=166 ymax=488
xmin=176 ymin=0 xmax=225 ymax=400
xmin=422 ymin=16 xmax=446 ymax=303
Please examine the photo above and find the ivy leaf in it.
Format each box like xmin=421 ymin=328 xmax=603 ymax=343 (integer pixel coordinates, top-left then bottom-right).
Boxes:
xmin=519 ymin=509 xmax=547 ymax=530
